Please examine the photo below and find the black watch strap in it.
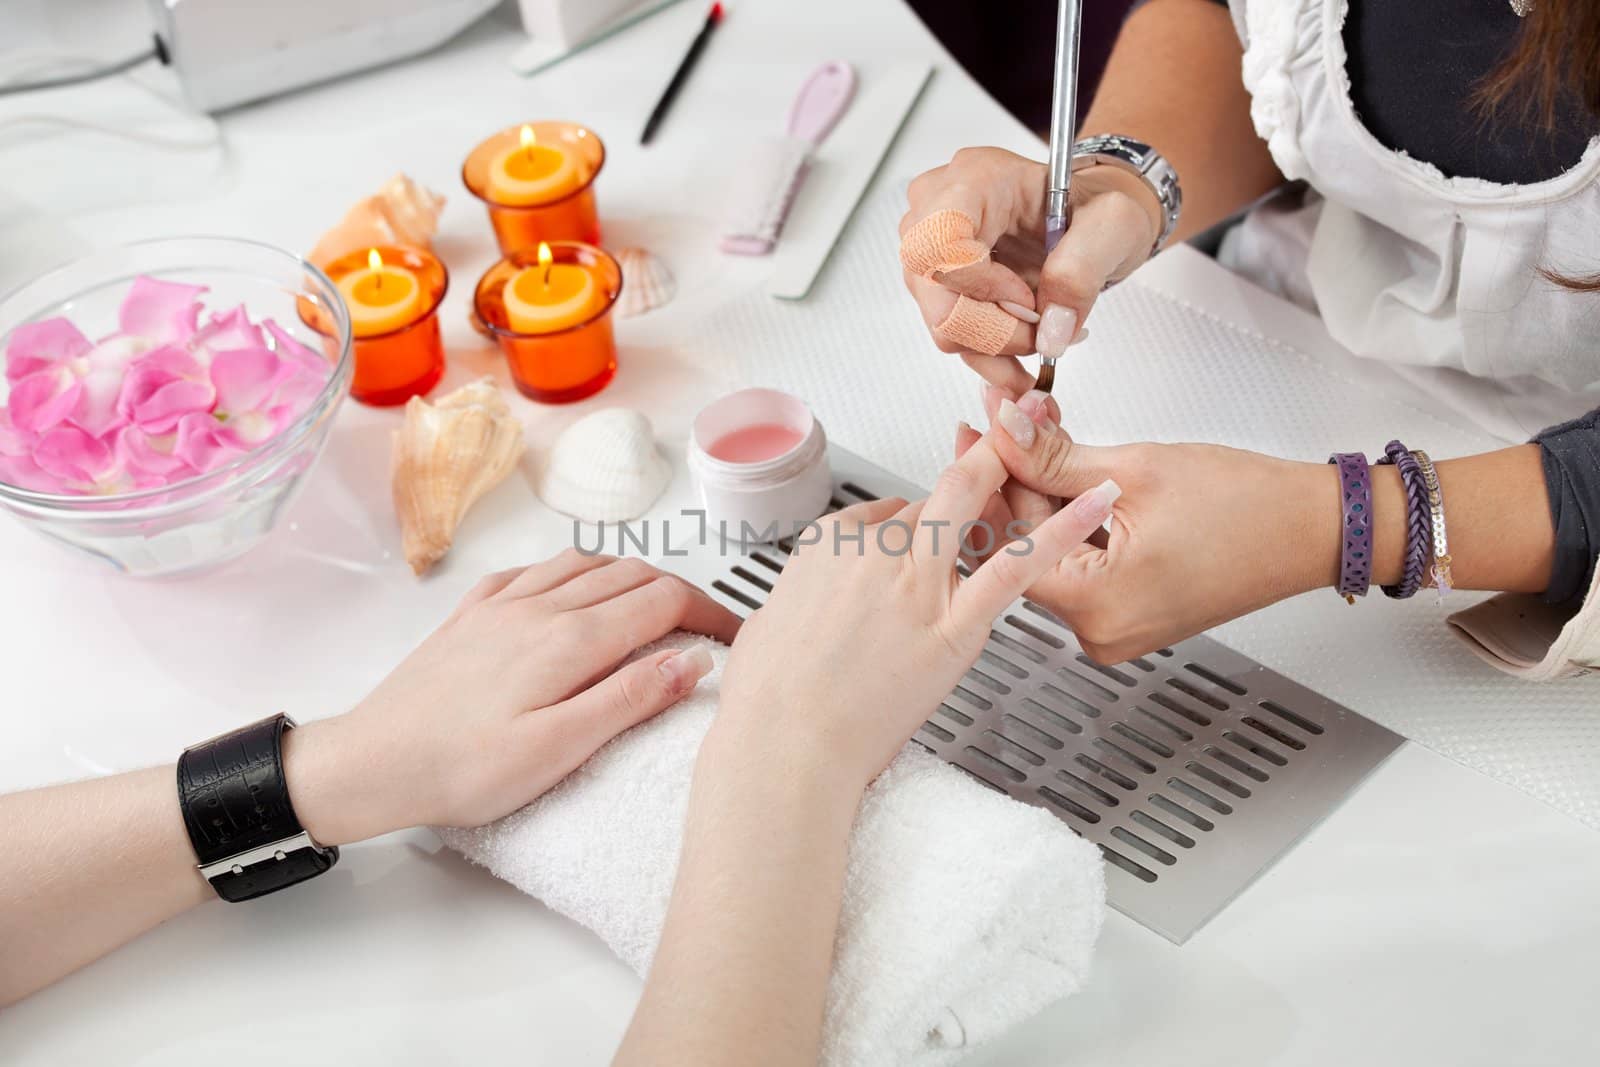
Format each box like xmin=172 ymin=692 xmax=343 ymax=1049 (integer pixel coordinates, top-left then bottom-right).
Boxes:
xmin=177 ymin=714 xmax=338 ymax=903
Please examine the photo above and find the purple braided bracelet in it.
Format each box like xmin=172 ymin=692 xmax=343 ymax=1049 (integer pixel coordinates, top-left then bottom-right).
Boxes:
xmin=1377 ymin=440 xmax=1428 ymax=600
xmin=1327 ymin=452 xmax=1373 ymax=603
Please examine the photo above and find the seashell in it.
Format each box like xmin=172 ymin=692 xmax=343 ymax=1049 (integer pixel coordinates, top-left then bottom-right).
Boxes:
xmin=392 ymin=378 xmax=524 ymax=575
xmin=311 ymin=173 xmax=446 ymax=268
xmin=536 ymin=408 xmax=671 ymax=523
xmin=614 ymin=246 xmax=675 ymax=318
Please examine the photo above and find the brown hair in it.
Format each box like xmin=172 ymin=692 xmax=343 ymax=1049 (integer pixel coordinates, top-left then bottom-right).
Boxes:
xmin=1476 ymin=1 xmax=1600 ymax=292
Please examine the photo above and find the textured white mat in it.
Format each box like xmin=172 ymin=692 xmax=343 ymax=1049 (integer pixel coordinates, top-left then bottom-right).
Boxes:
xmin=704 ymin=188 xmax=1600 ymax=830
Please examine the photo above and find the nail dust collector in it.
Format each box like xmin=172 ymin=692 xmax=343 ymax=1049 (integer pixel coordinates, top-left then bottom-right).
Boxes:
xmin=661 ymin=447 xmax=1404 ymax=944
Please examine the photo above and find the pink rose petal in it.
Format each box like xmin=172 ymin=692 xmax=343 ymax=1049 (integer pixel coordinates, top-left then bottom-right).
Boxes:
xmin=68 ymin=360 xmax=130 ymax=439
xmin=264 ymin=320 xmax=328 ymax=373
xmin=9 ymin=369 xmax=81 ymax=436
xmin=174 ymin=412 xmax=244 ymax=473
xmin=33 ymin=425 xmax=115 ymax=486
xmin=220 ymin=410 xmax=287 ymax=449
xmin=0 ymin=408 xmax=32 ymax=455
xmin=5 ymin=318 xmax=91 ymax=383
xmin=210 ymin=346 xmax=281 ymax=416
xmin=81 ymin=333 xmax=154 ymax=373
xmin=0 ymin=451 xmax=67 ymax=493
xmin=117 ymin=345 xmax=215 ymax=433
xmin=118 ymin=277 xmax=207 ymax=346
xmin=272 ymin=363 xmax=328 ymax=417
xmin=115 ymin=425 xmax=194 ymax=478
xmin=191 ymin=305 xmax=264 ymax=365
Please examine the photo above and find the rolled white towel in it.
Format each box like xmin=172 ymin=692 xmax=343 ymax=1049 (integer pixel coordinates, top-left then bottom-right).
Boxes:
xmin=439 ymin=633 xmax=1106 ymax=1066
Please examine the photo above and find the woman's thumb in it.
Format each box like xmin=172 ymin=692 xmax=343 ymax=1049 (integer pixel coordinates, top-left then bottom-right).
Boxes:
xmin=991 ymin=398 xmax=1113 ymax=499
xmin=1035 ymin=191 xmax=1153 ymax=358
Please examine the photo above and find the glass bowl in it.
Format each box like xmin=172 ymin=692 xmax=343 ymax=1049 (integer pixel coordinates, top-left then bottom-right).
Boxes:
xmin=0 ymin=236 xmax=353 ymax=577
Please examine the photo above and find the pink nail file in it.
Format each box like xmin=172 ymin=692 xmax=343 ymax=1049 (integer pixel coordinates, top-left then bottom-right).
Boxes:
xmin=721 ymin=61 xmax=857 ymax=255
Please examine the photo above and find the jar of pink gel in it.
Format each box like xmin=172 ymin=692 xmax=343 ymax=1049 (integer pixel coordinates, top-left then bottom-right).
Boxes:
xmin=687 ymin=388 xmax=833 ymax=542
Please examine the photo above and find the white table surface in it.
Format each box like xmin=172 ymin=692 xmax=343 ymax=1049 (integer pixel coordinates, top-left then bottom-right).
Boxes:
xmin=3 ymin=2 xmax=1599 ymax=1064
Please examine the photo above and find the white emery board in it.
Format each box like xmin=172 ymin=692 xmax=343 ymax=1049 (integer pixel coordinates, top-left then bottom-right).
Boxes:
xmin=767 ymin=62 xmax=932 ymax=301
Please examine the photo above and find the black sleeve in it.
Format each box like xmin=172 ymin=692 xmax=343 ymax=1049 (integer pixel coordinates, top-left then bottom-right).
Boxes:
xmin=1534 ymin=407 xmax=1600 ymax=605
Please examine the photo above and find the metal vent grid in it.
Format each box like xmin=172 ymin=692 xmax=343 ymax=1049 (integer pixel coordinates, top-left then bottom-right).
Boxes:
xmin=661 ymin=446 xmax=1403 ymax=943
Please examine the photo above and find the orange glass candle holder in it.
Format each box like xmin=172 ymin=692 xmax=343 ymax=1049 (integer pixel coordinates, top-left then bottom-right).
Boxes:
xmin=306 ymin=245 xmax=448 ymax=407
xmin=473 ymin=242 xmax=622 ymax=404
xmin=462 ymin=121 xmax=605 ymax=255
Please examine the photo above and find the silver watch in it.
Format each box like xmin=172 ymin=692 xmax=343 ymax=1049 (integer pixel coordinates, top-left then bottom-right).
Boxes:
xmin=1071 ymin=135 xmax=1183 ymax=257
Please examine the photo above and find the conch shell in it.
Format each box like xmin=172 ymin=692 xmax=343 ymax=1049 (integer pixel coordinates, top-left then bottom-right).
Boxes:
xmin=392 ymin=378 xmax=524 ymax=575
xmin=311 ymin=174 xmax=445 ymax=267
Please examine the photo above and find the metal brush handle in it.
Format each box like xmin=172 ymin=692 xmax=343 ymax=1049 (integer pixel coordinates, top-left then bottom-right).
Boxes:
xmin=1037 ymin=0 xmax=1084 ymax=394
xmin=1044 ymin=0 xmax=1084 ymax=256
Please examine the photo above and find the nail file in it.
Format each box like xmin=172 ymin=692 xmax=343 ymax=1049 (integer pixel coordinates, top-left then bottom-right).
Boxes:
xmin=767 ymin=61 xmax=933 ymax=301
xmin=721 ymin=61 xmax=859 ymax=256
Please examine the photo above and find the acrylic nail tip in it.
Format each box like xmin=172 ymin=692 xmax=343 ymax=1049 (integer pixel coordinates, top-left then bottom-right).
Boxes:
xmin=999 ymin=300 xmax=1042 ymax=325
xmin=996 ymin=398 xmax=1036 ymax=447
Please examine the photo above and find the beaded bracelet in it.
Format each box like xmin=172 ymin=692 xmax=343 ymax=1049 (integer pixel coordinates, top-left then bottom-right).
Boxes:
xmin=1376 ymin=440 xmax=1428 ymax=600
xmin=1327 ymin=452 xmax=1373 ymax=604
xmin=1411 ymin=449 xmax=1454 ymax=602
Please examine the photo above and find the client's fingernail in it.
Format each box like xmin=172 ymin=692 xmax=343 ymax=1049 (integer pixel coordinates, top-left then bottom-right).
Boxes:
xmin=1073 ymin=327 xmax=1090 ymax=345
xmin=1068 ymin=479 xmax=1122 ymax=524
xmin=1016 ymin=389 xmax=1057 ymax=431
xmin=982 ymin=382 xmax=1014 ymax=410
xmin=660 ymin=643 xmax=714 ymax=690
xmin=996 ymin=399 xmax=1036 ymax=448
xmin=955 ymin=420 xmax=976 ymax=452
xmin=999 ymin=300 xmax=1041 ymax=325
xmin=1037 ymin=305 xmax=1077 ymax=360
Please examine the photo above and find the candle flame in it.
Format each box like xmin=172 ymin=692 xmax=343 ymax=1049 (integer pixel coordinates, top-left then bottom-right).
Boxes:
xmin=520 ymin=124 xmax=535 ymax=152
xmin=538 ymin=241 xmax=553 ymax=287
xmin=368 ymin=248 xmax=383 ymax=271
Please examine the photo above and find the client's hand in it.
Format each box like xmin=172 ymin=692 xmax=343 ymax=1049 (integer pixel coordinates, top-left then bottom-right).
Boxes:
xmin=619 ymin=441 xmax=1115 ymax=1067
xmin=285 ymin=552 xmax=742 ymax=844
xmin=972 ymin=391 xmax=1339 ymax=663
xmin=714 ymin=436 xmax=1122 ymax=791
xmin=899 ymin=146 xmax=1162 ymax=395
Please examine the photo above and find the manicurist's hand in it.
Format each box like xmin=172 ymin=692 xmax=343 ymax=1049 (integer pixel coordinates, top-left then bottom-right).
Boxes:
xmin=616 ymin=438 xmax=1119 ymax=1067
xmin=283 ymin=552 xmax=742 ymax=845
xmin=899 ymin=146 xmax=1163 ymax=394
xmin=973 ymin=390 xmax=1556 ymax=664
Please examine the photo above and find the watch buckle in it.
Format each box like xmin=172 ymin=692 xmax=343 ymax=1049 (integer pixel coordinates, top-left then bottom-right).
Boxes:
xmin=197 ymin=831 xmax=328 ymax=881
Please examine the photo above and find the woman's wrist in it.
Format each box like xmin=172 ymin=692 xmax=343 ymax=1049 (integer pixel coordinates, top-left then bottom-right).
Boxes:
xmin=698 ymin=706 xmax=873 ymax=809
xmin=280 ymin=715 xmax=401 ymax=847
xmin=1433 ymin=444 xmax=1554 ymax=594
xmin=1075 ymin=165 xmax=1164 ymax=259
xmin=1293 ymin=444 xmax=1555 ymax=598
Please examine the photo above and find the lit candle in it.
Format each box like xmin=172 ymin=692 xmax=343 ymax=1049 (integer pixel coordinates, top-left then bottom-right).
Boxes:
xmin=502 ymin=242 xmax=604 ymax=334
xmin=310 ymin=245 xmax=449 ymax=406
xmin=463 ymin=121 xmax=606 ymax=254
xmin=473 ymin=241 xmax=621 ymax=404
xmin=336 ymin=249 xmax=424 ymax=336
xmin=487 ymin=125 xmax=582 ymax=207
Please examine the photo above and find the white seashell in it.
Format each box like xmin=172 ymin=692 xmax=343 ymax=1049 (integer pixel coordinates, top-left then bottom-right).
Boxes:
xmin=614 ymin=246 xmax=675 ymax=318
xmin=392 ymin=378 xmax=524 ymax=575
xmin=536 ymin=408 xmax=671 ymax=523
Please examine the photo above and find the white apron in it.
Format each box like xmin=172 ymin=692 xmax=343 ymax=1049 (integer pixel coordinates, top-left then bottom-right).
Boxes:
xmin=1220 ymin=0 xmax=1600 ymax=440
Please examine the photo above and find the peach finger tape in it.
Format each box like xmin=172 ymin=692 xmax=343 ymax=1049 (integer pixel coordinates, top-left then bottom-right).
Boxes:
xmin=903 ymin=209 xmax=1019 ymax=356
xmin=899 ymin=209 xmax=989 ymax=278
xmin=934 ymin=295 xmax=1017 ymax=356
